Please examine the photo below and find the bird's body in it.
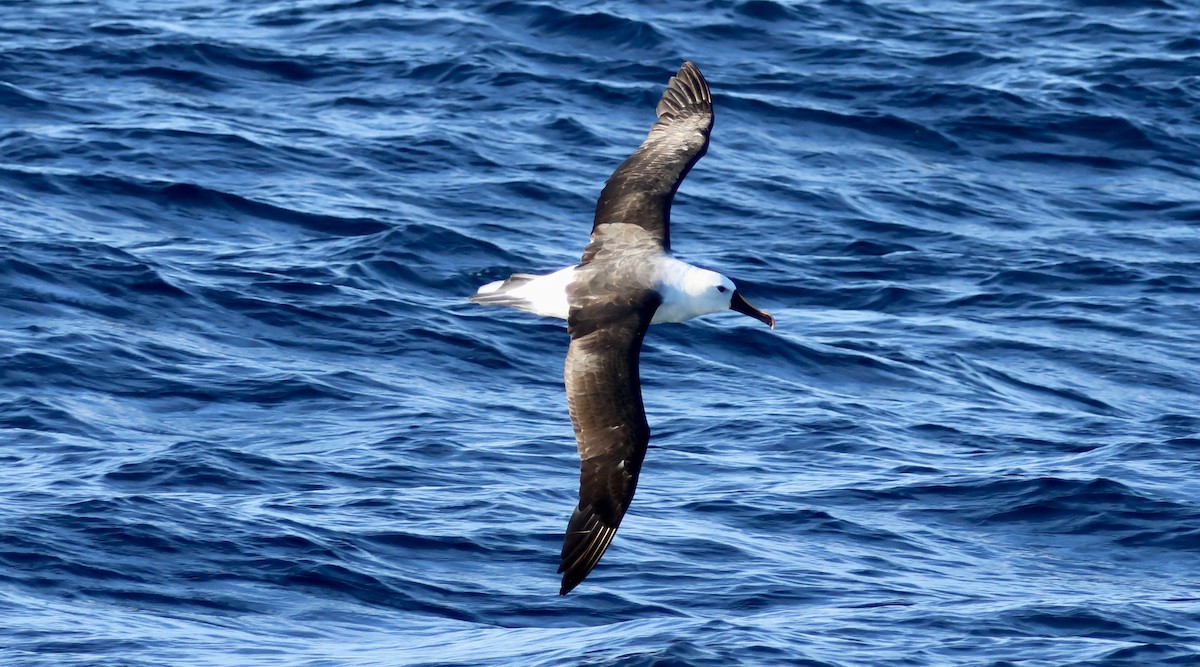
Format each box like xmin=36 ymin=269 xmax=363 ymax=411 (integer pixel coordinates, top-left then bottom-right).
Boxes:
xmin=471 ymin=62 xmax=773 ymax=595
xmin=473 ymin=255 xmax=739 ymax=325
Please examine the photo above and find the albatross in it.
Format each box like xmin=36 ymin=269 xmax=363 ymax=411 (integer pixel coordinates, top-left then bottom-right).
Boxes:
xmin=471 ymin=61 xmax=775 ymax=595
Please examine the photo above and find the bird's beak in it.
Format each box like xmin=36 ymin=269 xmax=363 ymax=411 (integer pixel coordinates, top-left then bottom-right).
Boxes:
xmin=730 ymin=291 xmax=775 ymax=329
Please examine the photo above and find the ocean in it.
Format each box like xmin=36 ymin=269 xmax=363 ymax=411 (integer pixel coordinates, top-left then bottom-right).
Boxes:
xmin=2 ymin=1 xmax=1198 ymax=665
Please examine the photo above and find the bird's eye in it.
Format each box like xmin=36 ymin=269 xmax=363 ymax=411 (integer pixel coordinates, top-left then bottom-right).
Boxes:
xmin=716 ymin=285 xmax=728 ymax=293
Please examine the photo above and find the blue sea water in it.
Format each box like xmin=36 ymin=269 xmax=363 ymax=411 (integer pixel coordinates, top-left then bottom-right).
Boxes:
xmin=2 ymin=0 xmax=1199 ymax=664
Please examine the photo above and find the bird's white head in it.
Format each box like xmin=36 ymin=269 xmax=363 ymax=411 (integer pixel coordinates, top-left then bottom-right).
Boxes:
xmin=657 ymin=264 xmax=775 ymax=328
xmin=687 ymin=270 xmax=738 ymax=315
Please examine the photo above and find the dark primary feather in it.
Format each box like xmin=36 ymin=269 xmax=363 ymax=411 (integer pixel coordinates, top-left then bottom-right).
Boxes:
xmin=582 ymin=61 xmax=713 ymax=264
xmin=559 ymin=271 xmax=661 ymax=595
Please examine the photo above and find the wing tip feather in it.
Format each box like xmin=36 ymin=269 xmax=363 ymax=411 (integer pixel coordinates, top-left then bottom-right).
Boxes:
xmin=558 ymin=507 xmax=621 ymax=595
xmin=655 ymin=60 xmax=712 ymax=119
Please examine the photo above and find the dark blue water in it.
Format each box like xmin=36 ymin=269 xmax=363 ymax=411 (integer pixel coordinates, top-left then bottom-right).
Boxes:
xmin=3 ymin=1 xmax=1199 ymax=665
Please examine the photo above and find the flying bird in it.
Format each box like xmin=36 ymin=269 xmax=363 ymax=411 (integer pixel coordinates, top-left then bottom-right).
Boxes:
xmin=471 ymin=61 xmax=774 ymax=595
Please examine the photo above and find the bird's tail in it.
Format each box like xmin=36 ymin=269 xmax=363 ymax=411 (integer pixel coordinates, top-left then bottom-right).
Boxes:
xmin=470 ymin=267 xmax=574 ymax=319
xmin=469 ymin=273 xmax=540 ymax=310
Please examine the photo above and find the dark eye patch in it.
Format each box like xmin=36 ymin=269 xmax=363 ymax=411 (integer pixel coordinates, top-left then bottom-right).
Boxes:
xmin=716 ymin=285 xmax=728 ymax=293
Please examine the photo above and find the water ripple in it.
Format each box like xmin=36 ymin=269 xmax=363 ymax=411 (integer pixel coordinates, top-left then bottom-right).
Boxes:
xmin=1 ymin=0 xmax=1199 ymax=665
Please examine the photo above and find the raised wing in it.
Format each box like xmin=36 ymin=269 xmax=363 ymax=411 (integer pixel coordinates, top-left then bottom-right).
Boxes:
xmin=558 ymin=284 xmax=662 ymax=595
xmin=582 ymin=61 xmax=713 ymax=263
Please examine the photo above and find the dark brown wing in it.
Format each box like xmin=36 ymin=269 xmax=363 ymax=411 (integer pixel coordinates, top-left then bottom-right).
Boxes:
xmin=558 ymin=283 xmax=662 ymax=595
xmin=582 ymin=61 xmax=713 ymax=263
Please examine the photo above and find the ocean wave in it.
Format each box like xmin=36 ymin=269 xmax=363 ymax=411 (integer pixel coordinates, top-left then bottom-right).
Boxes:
xmin=2 ymin=0 xmax=1199 ymax=665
